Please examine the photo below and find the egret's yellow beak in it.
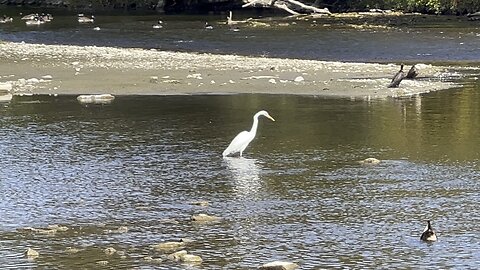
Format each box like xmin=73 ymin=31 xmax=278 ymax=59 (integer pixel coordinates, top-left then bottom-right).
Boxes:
xmin=267 ymin=115 xmax=275 ymax=121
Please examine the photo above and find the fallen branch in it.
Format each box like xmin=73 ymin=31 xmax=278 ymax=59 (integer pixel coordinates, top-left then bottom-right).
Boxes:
xmin=242 ymin=0 xmax=331 ymax=15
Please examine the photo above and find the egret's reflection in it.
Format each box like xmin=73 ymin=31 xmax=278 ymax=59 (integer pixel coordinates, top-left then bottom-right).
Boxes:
xmin=224 ymin=157 xmax=262 ymax=198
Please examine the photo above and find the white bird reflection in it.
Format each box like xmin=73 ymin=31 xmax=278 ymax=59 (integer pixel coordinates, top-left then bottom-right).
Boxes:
xmin=224 ymin=157 xmax=262 ymax=198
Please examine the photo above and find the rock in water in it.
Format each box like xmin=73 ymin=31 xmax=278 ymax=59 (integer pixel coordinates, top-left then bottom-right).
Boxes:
xmin=259 ymin=261 xmax=299 ymax=270
xmin=77 ymin=94 xmax=115 ymax=104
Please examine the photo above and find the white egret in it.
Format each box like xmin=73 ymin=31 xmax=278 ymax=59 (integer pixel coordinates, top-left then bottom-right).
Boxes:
xmin=222 ymin=110 xmax=275 ymax=157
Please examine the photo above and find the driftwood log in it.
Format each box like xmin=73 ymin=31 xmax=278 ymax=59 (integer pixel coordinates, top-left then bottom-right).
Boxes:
xmin=242 ymin=0 xmax=331 ymax=16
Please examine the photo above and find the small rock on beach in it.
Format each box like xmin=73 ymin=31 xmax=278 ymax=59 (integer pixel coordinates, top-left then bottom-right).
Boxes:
xmin=259 ymin=261 xmax=299 ymax=270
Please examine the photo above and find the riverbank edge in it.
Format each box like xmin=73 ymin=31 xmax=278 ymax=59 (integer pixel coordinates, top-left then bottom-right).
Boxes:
xmin=0 ymin=41 xmax=459 ymax=100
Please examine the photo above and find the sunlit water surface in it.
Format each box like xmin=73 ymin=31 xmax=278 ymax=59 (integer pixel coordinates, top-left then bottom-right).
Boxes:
xmin=1 ymin=89 xmax=479 ymax=269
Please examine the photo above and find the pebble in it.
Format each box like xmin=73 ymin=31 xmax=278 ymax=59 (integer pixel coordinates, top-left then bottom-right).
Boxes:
xmin=150 ymin=76 xmax=158 ymax=83
xmin=259 ymin=261 xmax=299 ymax=270
xmin=189 ymin=200 xmax=209 ymax=207
xmin=167 ymin=250 xmax=188 ymax=261
xmin=24 ymin=248 xmax=39 ymax=258
xmin=294 ymin=76 xmax=305 ymax=82
xmin=0 ymin=82 xmax=12 ymax=92
xmin=96 ymin=260 xmax=109 ymax=265
xmin=65 ymin=247 xmax=80 ymax=254
xmin=360 ymin=157 xmax=381 ymax=165
xmin=191 ymin=213 xmax=220 ymax=223
xmin=104 ymin=247 xmax=117 ymax=255
xmin=152 ymin=241 xmax=185 ymax=252
xmin=180 ymin=254 xmax=203 ymax=264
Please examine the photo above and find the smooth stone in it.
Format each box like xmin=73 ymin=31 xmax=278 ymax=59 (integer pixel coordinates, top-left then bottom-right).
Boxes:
xmin=104 ymin=247 xmax=117 ymax=255
xmin=189 ymin=200 xmax=209 ymax=207
xmin=41 ymin=75 xmax=53 ymax=80
xmin=96 ymin=260 xmax=109 ymax=265
xmin=65 ymin=247 xmax=80 ymax=254
xmin=149 ymin=76 xmax=158 ymax=83
xmin=180 ymin=254 xmax=203 ymax=263
xmin=25 ymin=248 xmax=39 ymax=258
xmin=77 ymin=94 xmax=115 ymax=104
xmin=26 ymin=78 xmax=40 ymax=84
xmin=114 ymin=226 xmax=129 ymax=233
xmin=0 ymin=82 xmax=12 ymax=92
xmin=167 ymin=250 xmax=188 ymax=261
xmin=360 ymin=157 xmax=381 ymax=165
xmin=191 ymin=213 xmax=220 ymax=223
xmin=48 ymin=224 xmax=69 ymax=232
xmin=259 ymin=261 xmax=299 ymax=270
xmin=152 ymin=241 xmax=185 ymax=252
xmin=294 ymin=76 xmax=305 ymax=82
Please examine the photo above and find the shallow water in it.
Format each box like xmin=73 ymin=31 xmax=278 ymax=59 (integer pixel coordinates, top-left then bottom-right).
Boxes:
xmin=1 ymin=9 xmax=480 ymax=62
xmin=0 ymin=87 xmax=479 ymax=269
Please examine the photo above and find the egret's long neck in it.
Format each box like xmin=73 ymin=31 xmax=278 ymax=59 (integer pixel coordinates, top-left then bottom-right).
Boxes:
xmin=249 ymin=114 xmax=260 ymax=135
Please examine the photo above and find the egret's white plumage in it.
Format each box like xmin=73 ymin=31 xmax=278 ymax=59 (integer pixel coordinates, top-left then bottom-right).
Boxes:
xmin=222 ymin=110 xmax=275 ymax=157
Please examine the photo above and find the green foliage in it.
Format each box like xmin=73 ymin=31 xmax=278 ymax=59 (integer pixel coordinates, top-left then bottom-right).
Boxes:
xmin=4 ymin=0 xmax=480 ymax=14
xmin=321 ymin=0 xmax=480 ymax=14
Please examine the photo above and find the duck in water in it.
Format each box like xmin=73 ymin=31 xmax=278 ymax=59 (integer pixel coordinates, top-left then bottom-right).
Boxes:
xmin=152 ymin=20 xmax=163 ymax=29
xmin=0 ymin=15 xmax=13 ymax=23
xmin=420 ymin=220 xmax=437 ymax=242
xmin=205 ymin=22 xmax=213 ymax=30
xmin=78 ymin=14 xmax=95 ymax=23
xmin=388 ymin=64 xmax=405 ymax=88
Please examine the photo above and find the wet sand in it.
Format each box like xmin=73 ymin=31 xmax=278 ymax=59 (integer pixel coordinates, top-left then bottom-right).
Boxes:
xmin=0 ymin=41 xmax=457 ymax=99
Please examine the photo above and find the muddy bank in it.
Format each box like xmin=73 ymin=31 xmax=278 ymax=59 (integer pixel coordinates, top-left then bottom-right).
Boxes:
xmin=0 ymin=41 xmax=459 ymax=99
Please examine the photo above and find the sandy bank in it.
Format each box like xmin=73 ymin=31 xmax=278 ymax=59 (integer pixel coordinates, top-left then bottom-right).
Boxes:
xmin=0 ymin=42 xmax=458 ymax=99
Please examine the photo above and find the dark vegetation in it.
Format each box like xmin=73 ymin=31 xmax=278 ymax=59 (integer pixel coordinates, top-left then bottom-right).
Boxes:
xmin=1 ymin=0 xmax=479 ymax=14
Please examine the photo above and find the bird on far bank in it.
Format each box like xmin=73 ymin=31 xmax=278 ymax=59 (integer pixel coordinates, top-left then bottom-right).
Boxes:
xmin=388 ymin=64 xmax=405 ymax=88
xmin=406 ymin=64 xmax=419 ymax=79
xmin=78 ymin=14 xmax=95 ymax=23
xmin=420 ymin=220 xmax=438 ymax=242
xmin=222 ymin=110 xmax=275 ymax=158
xmin=0 ymin=15 xmax=13 ymax=23
xmin=153 ymin=20 xmax=163 ymax=29
xmin=21 ymin=13 xmax=37 ymax=20
xmin=205 ymin=22 xmax=214 ymax=30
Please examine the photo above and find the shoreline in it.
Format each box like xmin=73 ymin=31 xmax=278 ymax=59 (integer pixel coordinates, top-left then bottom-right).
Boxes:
xmin=0 ymin=41 xmax=460 ymax=99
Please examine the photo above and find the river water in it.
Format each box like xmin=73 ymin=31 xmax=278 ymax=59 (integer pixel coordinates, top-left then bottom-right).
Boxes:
xmin=1 ymin=8 xmax=480 ymax=270
xmin=1 ymin=9 xmax=480 ymax=62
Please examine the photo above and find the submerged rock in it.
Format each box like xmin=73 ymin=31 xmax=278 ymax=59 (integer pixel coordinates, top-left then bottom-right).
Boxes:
xmin=167 ymin=250 xmax=188 ymax=261
xmin=77 ymin=94 xmax=115 ymax=104
xmin=0 ymin=82 xmax=13 ymax=92
xmin=65 ymin=247 xmax=81 ymax=254
xmin=166 ymin=249 xmax=202 ymax=264
xmin=0 ymin=93 xmax=13 ymax=102
xmin=259 ymin=261 xmax=299 ymax=270
xmin=152 ymin=241 xmax=185 ymax=252
xmin=294 ymin=76 xmax=305 ymax=82
xmin=191 ymin=213 xmax=220 ymax=223
xmin=189 ymin=200 xmax=209 ymax=207
xmin=48 ymin=224 xmax=69 ymax=232
xmin=24 ymin=248 xmax=39 ymax=258
xmin=143 ymin=256 xmax=163 ymax=263
xmin=180 ymin=254 xmax=203 ymax=264
xmin=104 ymin=247 xmax=117 ymax=255
xmin=359 ymin=157 xmax=381 ymax=165
xmin=114 ymin=226 xmax=129 ymax=233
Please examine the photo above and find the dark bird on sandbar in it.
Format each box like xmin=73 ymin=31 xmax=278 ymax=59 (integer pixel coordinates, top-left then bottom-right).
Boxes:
xmin=406 ymin=64 xmax=419 ymax=79
xmin=388 ymin=64 xmax=405 ymax=88
xmin=420 ymin=220 xmax=438 ymax=242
